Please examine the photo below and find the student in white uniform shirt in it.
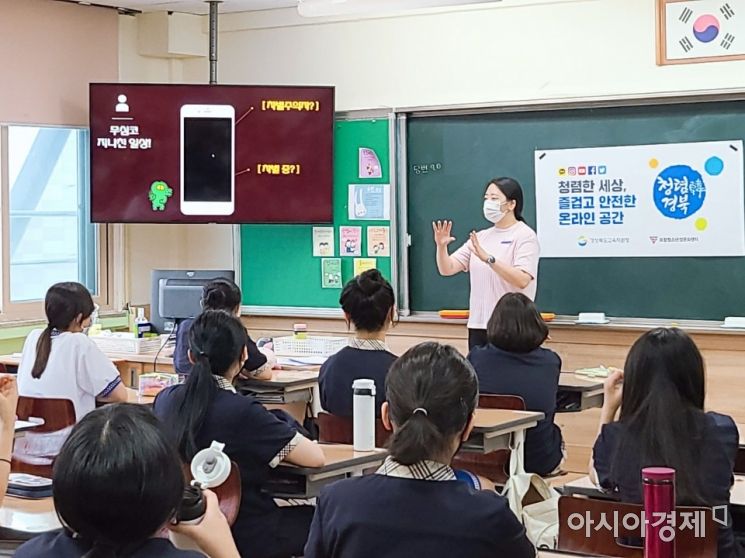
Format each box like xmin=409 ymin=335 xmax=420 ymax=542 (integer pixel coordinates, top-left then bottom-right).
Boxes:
xmin=433 ymin=177 xmax=540 ymax=350
xmin=17 ymin=282 xmax=128 ymax=420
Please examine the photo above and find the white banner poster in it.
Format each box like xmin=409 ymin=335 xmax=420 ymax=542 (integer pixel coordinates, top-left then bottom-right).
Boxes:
xmin=535 ymin=140 xmax=745 ymax=257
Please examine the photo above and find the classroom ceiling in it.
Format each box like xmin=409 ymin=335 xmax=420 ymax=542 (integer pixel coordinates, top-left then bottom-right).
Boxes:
xmin=75 ymin=0 xmax=297 ymax=14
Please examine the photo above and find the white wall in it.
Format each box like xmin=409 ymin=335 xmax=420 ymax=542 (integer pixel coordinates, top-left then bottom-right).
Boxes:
xmin=214 ymin=0 xmax=745 ymax=111
xmin=121 ymin=0 xmax=745 ymax=304
xmin=118 ymin=15 xmax=234 ymax=305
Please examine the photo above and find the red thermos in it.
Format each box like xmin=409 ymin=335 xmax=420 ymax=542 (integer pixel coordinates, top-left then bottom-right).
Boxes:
xmin=643 ymin=467 xmax=676 ymax=558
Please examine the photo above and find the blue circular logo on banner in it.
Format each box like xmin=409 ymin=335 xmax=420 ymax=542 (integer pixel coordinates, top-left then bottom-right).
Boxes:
xmin=653 ymin=165 xmax=706 ymax=220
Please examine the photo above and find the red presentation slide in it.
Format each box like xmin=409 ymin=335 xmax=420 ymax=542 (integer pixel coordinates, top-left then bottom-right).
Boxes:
xmin=90 ymin=83 xmax=334 ymax=224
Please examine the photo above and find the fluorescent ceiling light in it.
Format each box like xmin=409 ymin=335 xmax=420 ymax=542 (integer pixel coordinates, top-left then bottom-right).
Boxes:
xmin=297 ymin=0 xmax=502 ymax=17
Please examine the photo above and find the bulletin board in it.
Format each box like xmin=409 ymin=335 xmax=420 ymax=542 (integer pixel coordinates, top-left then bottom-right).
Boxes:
xmin=240 ymin=118 xmax=392 ymax=310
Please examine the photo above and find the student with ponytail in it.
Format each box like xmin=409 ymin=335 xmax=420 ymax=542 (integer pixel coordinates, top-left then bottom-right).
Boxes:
xmin=15 ymin=403 xmax=240 ymax=558
xmin=17 ymin=282 xmax=127 ymax=420
xmin=174 ymin=278 xmax=273 ymax=380
xmin=155 ymin=310 xmax=325 ymax=558
xmin=305 ymin=342 xmax=535 ymax=558
xmin=319 ymin=269 xmax=396 ymax=417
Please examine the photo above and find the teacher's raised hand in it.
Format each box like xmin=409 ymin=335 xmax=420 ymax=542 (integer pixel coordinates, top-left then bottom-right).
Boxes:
xmin=469 ymin=231 xmax=489 ymax=262
xmin=433 ymin=220 xmax=462 ymax=277
xmin=432 ymin=220 xmax=456 ymax=247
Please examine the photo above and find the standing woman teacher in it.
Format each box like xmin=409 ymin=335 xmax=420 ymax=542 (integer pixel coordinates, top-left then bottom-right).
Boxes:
xmin=433 ymin=177 xmax=540 ymax=350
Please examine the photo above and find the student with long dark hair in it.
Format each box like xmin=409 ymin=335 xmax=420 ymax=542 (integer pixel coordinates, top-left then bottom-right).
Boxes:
xmin=592 ymin=328 xmax=738 ymax=558
xmin=433 ymin=177 xmax=540 ymax=351
xmin=468 ymin=292 xmax=564 ymax=476
xmin=305 ymin=342 xmax=535 ymax=558
xmin=155 ymin=310 xmax=325 ymax=558
xmin=173 ymin=278 xmax=273 ymax=380
xmin=15 ymin=403 xmax=240 ymax=558
xmin=17 ymin=282 xmax=127 ymax=420
xmin=319 ymin=269 xmax=396 ymax=417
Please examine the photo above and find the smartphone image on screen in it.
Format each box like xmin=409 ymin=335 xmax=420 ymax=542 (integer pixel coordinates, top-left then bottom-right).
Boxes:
xmin=180 ymin=104 xmax=235 ymax=216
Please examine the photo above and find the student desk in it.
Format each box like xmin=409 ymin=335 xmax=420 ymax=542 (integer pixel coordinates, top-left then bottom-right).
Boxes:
xmin=561 ymin=474 xmax=745 ymax=509
xmin=465 ymin=409 xmax=544 ymax=455
xmin=558 ymin=373 xmax=604 ymax=411
xmin=237 ymin=370 xmax=319 ymax=405
xmin=0 ymin=352 xmax=174 ymax=388
xmin=125 ymin=389 xmax=155 ymax=405
xmin=238 ymin=369 xmax=320 ymax=423
xmin=268 ymin=443 xmax=386 ymax=499
xmin=0 ymin=496 xmax=59 ymax=541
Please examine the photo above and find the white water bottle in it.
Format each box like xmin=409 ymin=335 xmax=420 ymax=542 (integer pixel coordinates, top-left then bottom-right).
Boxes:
xmin=352 ymin=379 xmax=376 ymax=451
xmin=169 ymin=441 xmax=231 ymax=553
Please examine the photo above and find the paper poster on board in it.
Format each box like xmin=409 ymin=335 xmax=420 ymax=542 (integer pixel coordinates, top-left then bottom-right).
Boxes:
xmin=348 ymin=184 xmax=390 ymax=220
xmin=367 ymin=226 xmax=390 ymax=257
xmin=358 ymin=148 xmax=382 ymax=178
xmin=340 ymin=226 xmax=362 ymax=256
xmin=534 ymin=140 xmax=745 ymax=257
xmin=312 ymin=227 xmax=334 ymax=257
xmin=353 ymin=258 xmax=377 ymax=276
xmin=321 ymin=258 xmax=342 ymax=288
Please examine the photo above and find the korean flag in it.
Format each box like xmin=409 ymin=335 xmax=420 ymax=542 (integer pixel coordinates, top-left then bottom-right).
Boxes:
xmin=665 ymin=1 xmax=744 ymax=59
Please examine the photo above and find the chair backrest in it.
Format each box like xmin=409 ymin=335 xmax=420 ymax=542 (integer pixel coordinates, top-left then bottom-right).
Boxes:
xmin=184 ymin=460 xmax=242 ymax=527
xmin=478 ymin=393 xmax=527 ymax=411
xmin=16 ymin=396 xmax=77 ymax=432
xmin=317 ymin=412 xmax=390 ymax=448
xmin=12 ymin=396 xmax=77 ymax=478
xmin=451 ymin=394 xmax=527 ymax=484
xmin=558 ymin=496 xmax=717 ymax=558
xmin=734 ymin=447 xmax=745 ymax=475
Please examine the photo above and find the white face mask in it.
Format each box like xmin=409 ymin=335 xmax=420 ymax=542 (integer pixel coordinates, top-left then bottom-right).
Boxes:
xmin=483 ymin=200 xmax=505 ymax=224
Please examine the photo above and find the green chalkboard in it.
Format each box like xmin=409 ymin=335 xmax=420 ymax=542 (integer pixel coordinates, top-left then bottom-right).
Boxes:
xmin=406 ymin=101 xmax=745 ymax=320
xmin=241 ymin=119 xmax=391 ymax=308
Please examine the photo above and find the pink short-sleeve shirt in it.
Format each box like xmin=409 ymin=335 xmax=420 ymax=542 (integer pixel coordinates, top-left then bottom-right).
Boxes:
xmin=451 ymin=221 xmax=540 ymax=329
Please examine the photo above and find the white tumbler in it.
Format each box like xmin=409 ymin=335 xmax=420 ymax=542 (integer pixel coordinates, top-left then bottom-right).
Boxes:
xmin=170 ymin=441 xmax=231 ymax=554
xmin=352 ymin=379 xmax=376 ymax=452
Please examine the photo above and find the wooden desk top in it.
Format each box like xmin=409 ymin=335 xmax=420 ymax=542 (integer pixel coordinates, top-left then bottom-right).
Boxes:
xmin=238 ymin=369 xmax=319 ymax=391
xmin=125 ymin=389 xmax=156 ymax=405
xmin=105 ymin=352 xmax=173 ymax=366
xmin=0 ymin=354 xmax=127 ymax=367
xmin=559 ymin=373 xmax=604 ymax=392
xmin=472 ymin=409 xmax=544 ymax=432
xmin=0 ymin=496 xmax=59 ymax=535
xmin=563 ymin=474 xmax=745 ymax=508
xmin=278 ymin=443 xmax=386 ymax=475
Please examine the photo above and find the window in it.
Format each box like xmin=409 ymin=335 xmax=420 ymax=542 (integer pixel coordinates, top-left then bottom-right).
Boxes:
xmin=0 ymin=124 xmax=109 ymax=318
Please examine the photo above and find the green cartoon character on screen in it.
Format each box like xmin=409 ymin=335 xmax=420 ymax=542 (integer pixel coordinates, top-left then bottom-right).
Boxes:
xmin=148 ymin=180 xmax=172 ymax=211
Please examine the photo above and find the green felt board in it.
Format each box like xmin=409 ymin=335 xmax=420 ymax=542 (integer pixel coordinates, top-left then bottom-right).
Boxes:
xmin=241 ymin=119 xmax=391 ymax=308
xmin=406 ymin=101 xmax=745 ymax=320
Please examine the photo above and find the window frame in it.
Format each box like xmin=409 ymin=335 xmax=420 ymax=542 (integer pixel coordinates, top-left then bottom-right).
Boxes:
xmin=0 ymin=124 xmax=113 ymax=321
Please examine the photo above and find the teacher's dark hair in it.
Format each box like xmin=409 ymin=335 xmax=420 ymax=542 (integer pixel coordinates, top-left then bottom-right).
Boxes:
xmin=386 ymin=342 xmax=478 ymax=465
xmin=611 ymin=328 xmax=709 ymax=505
xmin=32 ymin=282 xmax=95 ymax=379
xmin=53 ymin=404 xmax=184 ymax=558
xmin=340 ymin=269 xmax=395 ymax=333
xmin=487 ymin=293 xmax=548 ymax=353
xmin=488 ymin=177 xmax=525 ymax=222
xmin=163 ymin=310 xmax=247 ymax=460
